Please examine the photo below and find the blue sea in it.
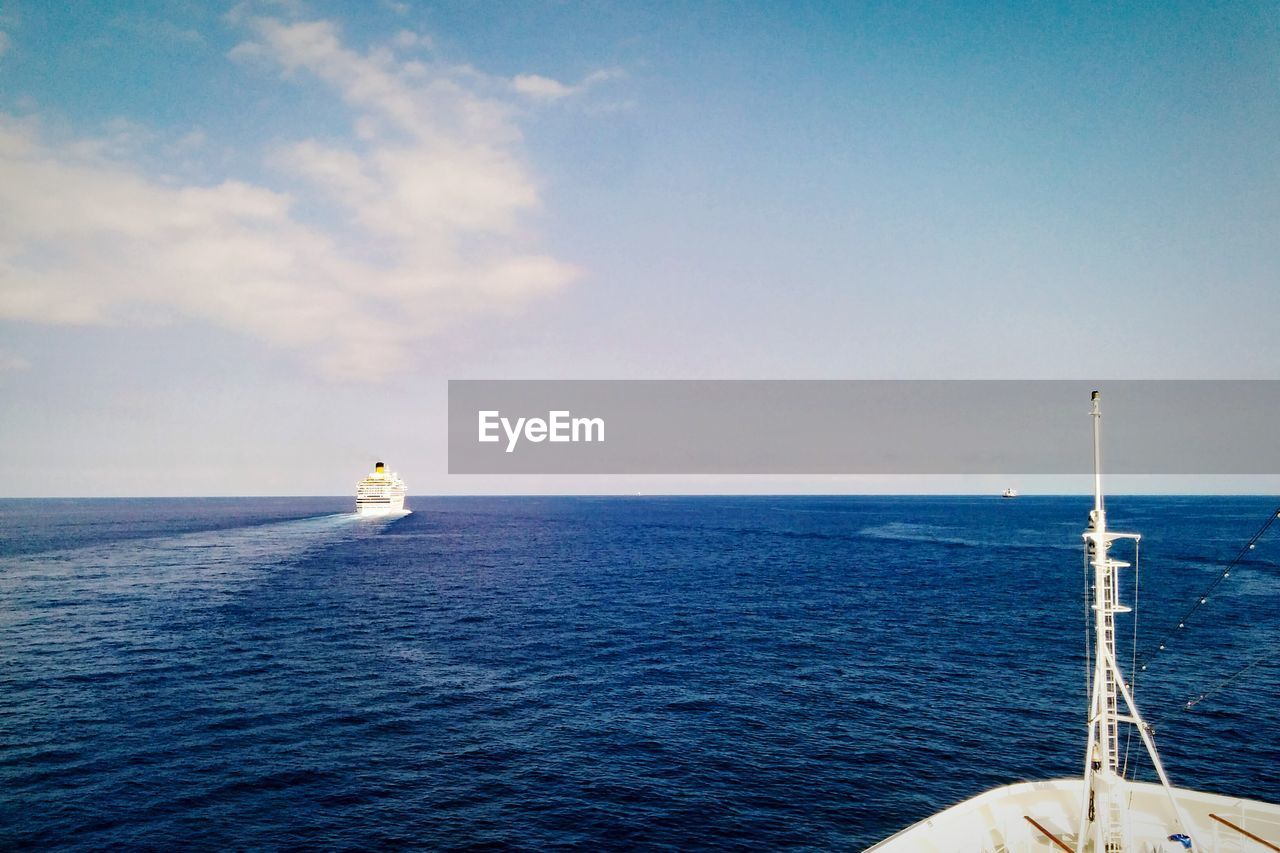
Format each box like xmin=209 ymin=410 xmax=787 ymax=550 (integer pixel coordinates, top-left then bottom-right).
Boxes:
xmin=1 ymin=496 xmax=1278 ymax=850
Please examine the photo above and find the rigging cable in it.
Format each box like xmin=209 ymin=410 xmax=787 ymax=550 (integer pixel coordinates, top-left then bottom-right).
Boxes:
xmin=1137 ymin=507 xmax=1280 ymax=673
xmin=1180 ymin=649 xmax=1276 ymax=712
xmin=1122 ymin=538 xmax=1140 ymax=779
xmin=1082 ymin=544 xmax=1092 ymax=721
xmin=1148 ymin=648 xmax=1278 ymax=729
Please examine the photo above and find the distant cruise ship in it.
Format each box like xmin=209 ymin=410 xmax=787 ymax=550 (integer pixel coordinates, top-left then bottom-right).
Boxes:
xmin=355 ymin=462 xmax=407 ymax=516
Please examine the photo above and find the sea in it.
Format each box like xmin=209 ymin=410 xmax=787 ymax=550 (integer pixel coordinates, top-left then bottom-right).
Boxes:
xmin=1 ymin=496 xmax=1277 ymax=850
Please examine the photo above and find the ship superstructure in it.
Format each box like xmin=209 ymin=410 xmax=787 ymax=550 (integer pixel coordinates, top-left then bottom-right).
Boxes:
xmin=355 ymin=461 xmax=407 ymax=516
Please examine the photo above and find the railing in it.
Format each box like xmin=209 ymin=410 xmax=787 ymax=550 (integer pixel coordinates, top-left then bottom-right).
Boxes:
xmin=1210 ymin=812 xmax=1280 ymax=852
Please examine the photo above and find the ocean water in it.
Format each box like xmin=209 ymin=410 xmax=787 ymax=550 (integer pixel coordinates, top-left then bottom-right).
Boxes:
xmin=1 ymin=496 xmax=1277 ymax=850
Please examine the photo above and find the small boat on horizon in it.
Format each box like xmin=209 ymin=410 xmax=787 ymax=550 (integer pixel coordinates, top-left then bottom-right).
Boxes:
xmin=1003 ymin=487 xmax=1019 ymax=498
xmin=355 ymin=461 xmax=408 ymax=516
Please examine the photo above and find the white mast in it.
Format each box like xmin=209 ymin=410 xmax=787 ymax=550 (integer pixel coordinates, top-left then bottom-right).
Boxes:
xmin=1075 ymin=391 xmax=1190 ymax=852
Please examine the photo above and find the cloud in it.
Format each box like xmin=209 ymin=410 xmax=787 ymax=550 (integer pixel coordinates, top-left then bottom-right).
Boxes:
xmin=0 ymin=31 xmax=10 ymax=57
xmin=176 ymin=128 xmax=207 ymax=149
xmin=513 ymin=68 xmax=624 ymax=101
xmin=391 ymin=29 xmax=430 ymax=50
xmin=0 ymin=16 xmax=578 ymax=380
xmin=0 ymin=349 xmax=29 ymax=373
xmin=513 ymin=74 xmax=575 ymax=101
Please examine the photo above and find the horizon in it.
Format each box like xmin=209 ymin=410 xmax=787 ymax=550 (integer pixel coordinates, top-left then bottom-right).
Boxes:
xmin=6 ymin=488 xmax=1280 ymax=499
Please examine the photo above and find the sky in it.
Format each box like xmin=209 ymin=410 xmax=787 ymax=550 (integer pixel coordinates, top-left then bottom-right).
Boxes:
xmin=1 ymin=0 xmax=1278 ymax=496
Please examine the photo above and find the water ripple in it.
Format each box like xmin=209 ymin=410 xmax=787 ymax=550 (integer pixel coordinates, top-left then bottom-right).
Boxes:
xmin=1 ymin=496 xmax=1278 ymax=849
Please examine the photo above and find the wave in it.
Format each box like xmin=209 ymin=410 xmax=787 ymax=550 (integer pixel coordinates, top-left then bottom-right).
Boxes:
xmin=857 ymin=521 xmax=1079 ymax=551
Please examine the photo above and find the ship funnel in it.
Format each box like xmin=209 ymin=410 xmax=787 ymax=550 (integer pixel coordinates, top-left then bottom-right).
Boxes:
xmin=375 ymin=462 xmax=385 ymax=473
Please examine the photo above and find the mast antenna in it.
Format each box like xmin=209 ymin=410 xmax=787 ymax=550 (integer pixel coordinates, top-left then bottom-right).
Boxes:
xmin=1075 ymin=391 xmax=1191 ymax=852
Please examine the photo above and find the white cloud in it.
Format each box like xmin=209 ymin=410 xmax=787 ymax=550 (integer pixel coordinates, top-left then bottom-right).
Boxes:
xmin=177 ymin=128 xmax=207 ymax=149
xmin=391 ymin=29 xmax=430 ymax=50
xmin=0 ymin=16 xmax=578 ymax=380
xmin=513 ymin=74 xmax=575 ymax=101
xmin=0 ymin=349 xmax=29 ymax=373
xmin=513 ymin=68 xmax=624 ymax=101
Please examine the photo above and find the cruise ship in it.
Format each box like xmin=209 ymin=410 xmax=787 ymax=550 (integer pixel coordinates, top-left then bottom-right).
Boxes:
xmin=355 ymin=462 xmax=407 ymax=516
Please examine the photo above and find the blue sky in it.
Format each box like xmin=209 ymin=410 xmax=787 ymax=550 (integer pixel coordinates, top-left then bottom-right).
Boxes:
xmin=1 ymin=1 xmax=1278 ymax=495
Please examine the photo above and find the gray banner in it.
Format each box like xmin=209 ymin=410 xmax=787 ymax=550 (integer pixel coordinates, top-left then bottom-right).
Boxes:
xmin=447 ymin=380 xmax=1280 ymax=474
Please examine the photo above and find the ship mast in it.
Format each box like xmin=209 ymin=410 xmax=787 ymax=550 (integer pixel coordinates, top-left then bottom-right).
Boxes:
xmin=1075 ymin=391 xmax=1189 ymax=852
